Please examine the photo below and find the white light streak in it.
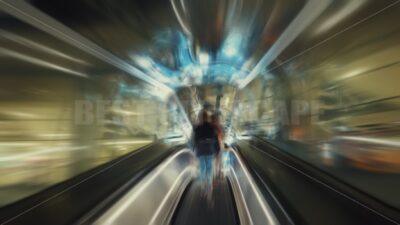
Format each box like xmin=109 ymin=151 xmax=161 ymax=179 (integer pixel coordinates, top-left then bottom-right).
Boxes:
xmin=0 ymin=47 xmax=89 ymax=78
xmin=198 ymin=52 xmax=210 ymax=65
xmin=238 ymin=0 xmax=332 ymax=89
xmin=99 ymin=149 xmax=192 ymax=225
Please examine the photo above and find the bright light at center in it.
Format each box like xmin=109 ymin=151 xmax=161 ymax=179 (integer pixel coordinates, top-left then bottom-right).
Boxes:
xmin=135 ymin=56 xmax=153 ymax=68
xmin=198 ymin=52 xmax=210 ymax=65
xmin=224 ymin=46 xmax=237 ymax=57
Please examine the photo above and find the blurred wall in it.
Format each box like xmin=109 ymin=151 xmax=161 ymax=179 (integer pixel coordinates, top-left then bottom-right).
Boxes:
xmin=0 ymin=11 xmax=187 ymax=206
xmin=234 ymin=0 xmax=400 ymax=208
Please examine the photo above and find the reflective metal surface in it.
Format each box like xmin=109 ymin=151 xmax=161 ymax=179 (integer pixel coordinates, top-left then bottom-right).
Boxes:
xmin=94 ymin=149 xmax=195 ymax=225
xmin=95 ymin=148 xmax=280 ymax=225
xmin=227 ymin=149 xmax=281 ymax=225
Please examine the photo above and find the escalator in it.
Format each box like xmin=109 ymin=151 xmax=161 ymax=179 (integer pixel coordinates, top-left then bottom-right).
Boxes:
xmin=237 ymin=138 xmax=400 ymax=225
xmin=2 ymin=140 xmax=400 ymax=225
xmin=0 ymin=142 xmax=185 ymax=225
xmin=92 ymin=146 xmax=281 ymax=225
xmin=172 ymin=179 xmax=239 ymax=225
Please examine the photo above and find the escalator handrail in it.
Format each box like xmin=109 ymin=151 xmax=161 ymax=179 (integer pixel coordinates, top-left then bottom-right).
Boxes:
xmin=0 ymin=142 xmax=185 ymax=225
xmin=226 ymin=148 xmax=282 ymax=225
xmin=248 ymin=136 xmax=400 ymax=224
xmin=93 ymin=148 xmax=195 ymax=225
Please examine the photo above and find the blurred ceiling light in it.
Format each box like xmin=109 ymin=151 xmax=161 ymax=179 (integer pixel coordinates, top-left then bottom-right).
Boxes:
xmin=37 ymin=133 xmax=71 ymax=138
xmin=221 ymin=32 xmax=243 ymax=58
xmin=336 ymin=136 xmax=400 ymax=148
xmin=198 ymin=52 xmax=210 ymax=65
xmin=0 ymin=0 xmax=173 ymax=94
xmin=0 ymin=145 xmax=88 ymax=162
xmin=134 ymin=56 xmax=153 ymax=69
xmin=0 ymin=142 xmax=41 ymax=147
xmin=224 ymin=46 xmax=237 ymax=57
xmin=237 ymin=0 xmax=332 ymax=89
xmin=315 ymin=0 xmax=366 ymax=34
xmin=170 ymin=0 xmax=191 ymax=35
xmin=0 ymin=29 xmax=89 ymax=65
xmin=151 ymin=70 xmax=175 ymax=84
xmin=111 ymin=108 xmax=142 ymax=116
xmin=148 ymin=85 xmax=174 ymax=100
xmin=2 ymin=111 xmax=38 ymax=119
xmin=132 ymin=55 xmax=178 ymax=84
xmin=340 ymin=68 xmax=365 ymax=80
xmin=102 ymin=140 xmax=152 ymax=145
xmin=0 ymin=47 xmax=89 ymax=78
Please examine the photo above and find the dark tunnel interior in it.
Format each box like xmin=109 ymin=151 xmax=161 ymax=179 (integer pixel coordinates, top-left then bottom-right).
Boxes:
xmin=0 ymin=0 xmax=400 ymax=225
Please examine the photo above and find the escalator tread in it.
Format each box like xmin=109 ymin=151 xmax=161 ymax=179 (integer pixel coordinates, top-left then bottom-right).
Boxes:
xmin=172 ymin=178 xmax=239 ymax=225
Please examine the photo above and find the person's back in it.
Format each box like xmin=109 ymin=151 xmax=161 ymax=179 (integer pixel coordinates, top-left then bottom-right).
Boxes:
xmin=194 ymin=122 xmax=218 ymax=156
xmin=193 ymin=110 xmax=219 ymax=205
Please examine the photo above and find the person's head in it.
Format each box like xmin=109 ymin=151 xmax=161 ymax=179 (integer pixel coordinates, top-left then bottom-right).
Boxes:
xmin=203 ymin=102 xmax=214 ymax=112
xmin=198 ymin=110 xmax=211 ymax=124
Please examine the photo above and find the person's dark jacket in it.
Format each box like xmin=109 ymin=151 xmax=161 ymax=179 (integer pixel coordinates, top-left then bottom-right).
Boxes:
xmin=193 ymin=123 xmax=219 ymax=156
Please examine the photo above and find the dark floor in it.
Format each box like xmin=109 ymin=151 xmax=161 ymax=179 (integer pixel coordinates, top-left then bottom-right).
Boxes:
xmin=172 ymin=178 xmax=239 ymax=225
xmin=238 ymin=140 xmax=399 ymax=225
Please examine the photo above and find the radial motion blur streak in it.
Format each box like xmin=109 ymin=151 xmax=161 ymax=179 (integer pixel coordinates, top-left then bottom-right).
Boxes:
xmin=0 ymin=0 xmax=399 ymax=225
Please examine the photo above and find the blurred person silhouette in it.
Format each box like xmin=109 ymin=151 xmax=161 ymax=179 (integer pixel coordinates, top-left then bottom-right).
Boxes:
xmin=193 ymin=109 xmax=219 ymax=205
xmin=211 ymin=111 xmax=224 ymax=181
xmin=203 ymin=102 xmax=214 ymax=113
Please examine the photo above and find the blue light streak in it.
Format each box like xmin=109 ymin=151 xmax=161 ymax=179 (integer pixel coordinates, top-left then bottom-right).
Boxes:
xmin=133 ymin=30 xmax=248 ymax=87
